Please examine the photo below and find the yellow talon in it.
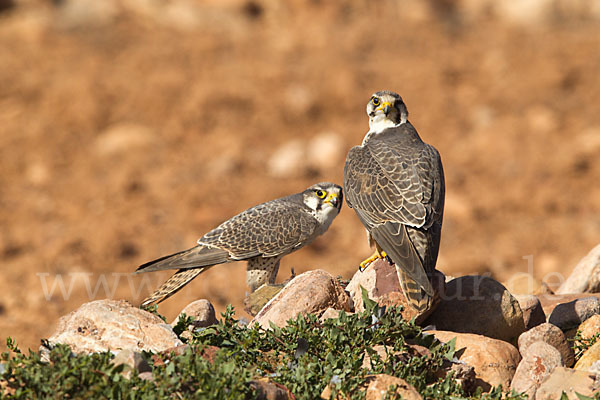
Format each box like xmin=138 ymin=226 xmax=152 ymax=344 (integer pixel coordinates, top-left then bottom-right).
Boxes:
xmin=359 ymin=250 xmax=388 ymax=272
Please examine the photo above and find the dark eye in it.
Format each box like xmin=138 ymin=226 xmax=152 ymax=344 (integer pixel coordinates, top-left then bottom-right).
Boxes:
xmin=315 ymin=190 xmax=326 ymax=198
xmin=372 ymin=97 xmax=380 ymax=106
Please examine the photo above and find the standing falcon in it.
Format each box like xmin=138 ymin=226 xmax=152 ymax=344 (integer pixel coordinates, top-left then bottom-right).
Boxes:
xmin=136 ymin=182 xmax=343 ymax=307
xmin=344 ymin=91 xmax=445 ymax=313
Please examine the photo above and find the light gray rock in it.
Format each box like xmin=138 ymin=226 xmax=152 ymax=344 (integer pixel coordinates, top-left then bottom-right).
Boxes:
xmin=111 ymin=349 xmax=151 ymax=378
xmin=511 ymin=341 xmax=563 ymax=398
xmin=548 ymin=296 xmax=600 ymax=330
xmin=425 ymin=276 xmax=525 ymax=343
xmin=251 ymin=270 xmax=351 ymax=329
xmin=514 ymin=294 xmax=547 ymax=330
xmin=538 ymin=293 xmax=600 ymax=317
xmin=46 ymin=299 xmax=182 ymax=354
xmin=558 ymin=244 xmax=600 ymax=295
xmin=518 ymin=323 xmax=574 ymax=367
xmin=171 ymin=299 xmax=217 ymax=329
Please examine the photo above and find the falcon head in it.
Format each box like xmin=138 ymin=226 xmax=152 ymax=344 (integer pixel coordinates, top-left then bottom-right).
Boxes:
xmin=366 ymin=90 xmax=408 ymax=133
xmin=302 ymin=182 xmax=343 ymax=227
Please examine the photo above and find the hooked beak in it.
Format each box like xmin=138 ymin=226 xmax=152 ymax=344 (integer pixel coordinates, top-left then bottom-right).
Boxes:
xmin=325 ymin=193 xmax=341 ymax=210
xmin=377 ymin=102 xmax=392 ymax=116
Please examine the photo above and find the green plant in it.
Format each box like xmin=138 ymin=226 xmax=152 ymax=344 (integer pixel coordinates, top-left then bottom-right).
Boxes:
xmin=1 ymin=291 xmax=530 ymax=399
xmin=570 ymin=330 xmax=600 ymax=362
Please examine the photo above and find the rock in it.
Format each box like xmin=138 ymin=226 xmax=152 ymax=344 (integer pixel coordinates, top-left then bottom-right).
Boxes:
xmin=94 ymin=122 xmax=156 ymax=156
xmin=250 ymin=378 xmax=293 ymax=400
xmin=425 ymin=276 xmax=525 ymax=343
xmin=548 ymin=296 xmax=600 ymax=330
xmin=364 ymin=375 xmax=422 ymax=400
xmin=578 ymin=314 xmax=600 ymax=340
xmin=538 ymin=293 xmax=600 ymax=317
xmin=321 ymin=374 xmax=422 ymax=400
xmin=346 ymin=259 xmax=444 ymax=323
xmin=360 ymin=343 xmax=475 ymax=392
xmin=534 ymin=367 xmax=600 ymax=399
xmin=251 ymin=270 xmax=351 ymax=329
xmin=575 ymin=340 xmax=600 ymax=371
xmin=361 ymin=344 xmax=432 ymax=370
xmin=431 ymin=331 xmax=521 ymax=391
xmin=510 ymin=341 xmax=564 ymax=398
xmin=514 ymin=294 xmax=547 ymax=330
xmin=437 ymin=360 xmax=477 ymax=393
xmin=503 ymin=273 xmax=552 ymax=296
xmin=518 ymin=323 xmax=574 ymax=367
xmin=244 ymin=284 xmax=285 ymax=316
xmin=558 ymin=244 xmax=600 ymax=295
xmin=138 ymin=371 xmax=154 ymax=381
xmin=319 ymin=307 xmax=349 ymax=322
xmin=45 ymin=299 xmax=182 ymax=354
xmin=171 ymin=299 xmax=217 ymax=328
xmin=111 ymin=349 xmax=151 ymax=378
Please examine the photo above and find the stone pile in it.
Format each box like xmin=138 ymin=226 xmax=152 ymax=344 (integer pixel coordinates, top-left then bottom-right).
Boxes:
xmin=43 ymin=243 xmax=600 ymax=398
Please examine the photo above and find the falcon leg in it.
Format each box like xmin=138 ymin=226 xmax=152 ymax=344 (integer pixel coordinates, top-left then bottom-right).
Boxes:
xmin=359 ymin=247 xmax=388 ymax=272
xmin=247 ymin=256 xmax=281 ymax=292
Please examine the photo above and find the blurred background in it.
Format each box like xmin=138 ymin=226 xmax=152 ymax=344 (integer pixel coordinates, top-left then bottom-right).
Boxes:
xmin=1 ymin=0 xmax=600 ymax=351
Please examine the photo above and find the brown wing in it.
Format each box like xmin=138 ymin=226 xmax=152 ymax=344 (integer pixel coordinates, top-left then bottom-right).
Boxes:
xmin=344 ymin=123 xmax=444 ymax=297
xmin=136 ymin=197 xmax=320 ymax=274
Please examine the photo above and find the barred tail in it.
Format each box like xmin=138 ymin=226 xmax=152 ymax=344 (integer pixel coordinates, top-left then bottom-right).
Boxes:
xmin=140 ymin=267 xmax=210 ymax=307
xmin=395 ymin=266 xmax=436 ymax=314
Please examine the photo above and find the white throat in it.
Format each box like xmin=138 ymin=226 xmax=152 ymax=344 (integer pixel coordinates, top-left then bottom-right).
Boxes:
xmin=313 ymin=205 xmax=339 ymax=233
xmin=363 ymin=117 xmax=404 ymax=144
xmin=304 ymin=195 xmax=339 ymax=232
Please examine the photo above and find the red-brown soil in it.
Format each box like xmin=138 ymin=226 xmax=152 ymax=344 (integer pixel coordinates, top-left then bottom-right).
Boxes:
xmin=1 ymin=1 xmax=599 ymax=350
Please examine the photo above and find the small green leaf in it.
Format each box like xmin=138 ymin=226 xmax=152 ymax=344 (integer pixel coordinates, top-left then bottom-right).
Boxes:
xmin=360 ymin=286 xmax=376 ymax=311
xmin=575 ymin=392 xmax=595 ymax=400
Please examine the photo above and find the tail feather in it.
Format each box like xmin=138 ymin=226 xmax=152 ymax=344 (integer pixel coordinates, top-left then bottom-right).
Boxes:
xmin=140 ymin=267 xmax=211 ymax=307
xmin=136 ymin=245 xmax=231 ymax=274
xmin=395 ymin=266 xmax=436 ymax=313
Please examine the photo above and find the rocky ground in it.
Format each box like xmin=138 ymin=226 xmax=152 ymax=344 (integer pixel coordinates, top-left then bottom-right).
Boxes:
xmin=25 ymin=247 xmax=600 ymax=398
xmin=1 ymin=0 xmax=600 ymax=352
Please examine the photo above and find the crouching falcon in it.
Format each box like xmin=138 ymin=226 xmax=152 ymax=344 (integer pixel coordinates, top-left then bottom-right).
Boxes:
xmin=344 ymin=91 xmax=445 ymax=313
xmin=136 ymin=182 xmax=343 ymax=307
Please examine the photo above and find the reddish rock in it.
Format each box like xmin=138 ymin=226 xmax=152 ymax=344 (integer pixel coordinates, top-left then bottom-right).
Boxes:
xmin=250 ymin=378 xmax=294 ymax=400
xmin=518 ymin=323 xmax=574 ymax=367
xmin=346 ymin=259 xmax=444 ymax=323
xmin=251 ymin=270 xmax=351 ymax=329
xmin=510 ymin=341 xmax=563 ymax=398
